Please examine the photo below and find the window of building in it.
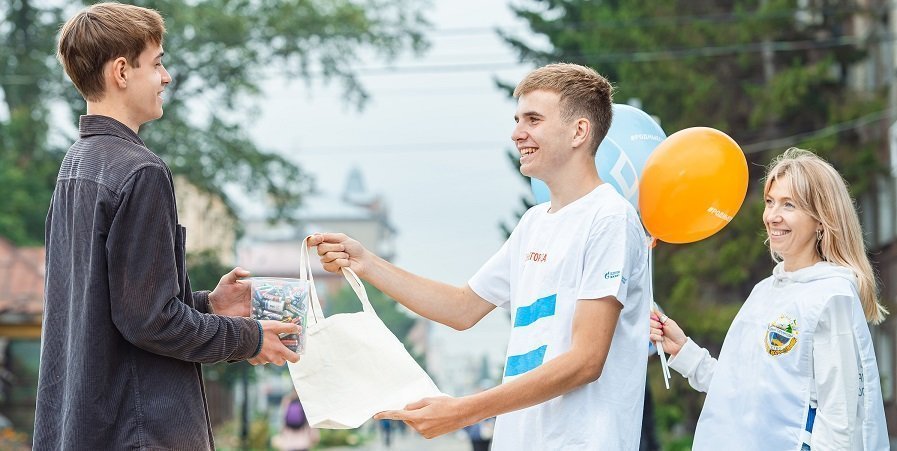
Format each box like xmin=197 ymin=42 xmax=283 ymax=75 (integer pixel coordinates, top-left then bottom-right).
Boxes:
xmin=876 ymin=176 xmax=896 ymax=246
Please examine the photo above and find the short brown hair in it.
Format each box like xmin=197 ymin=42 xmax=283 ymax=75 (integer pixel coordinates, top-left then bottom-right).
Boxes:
xmin=514 ymin=63 xmax=613 ymax=155
xmin=57 ymin=2 xmax=165 ymax=101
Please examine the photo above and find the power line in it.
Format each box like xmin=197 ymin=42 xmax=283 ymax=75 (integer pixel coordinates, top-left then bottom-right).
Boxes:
xmin=270 ymin=108 xmax=895 ymax=156
xmin=432 ymin=4 xmax=881 ymax=36
xmin=284 ymin=108 xmax=895 ymax=156
xmin=346 ymin=33 xmax=888 ymax=76
xmin=4 ymin=30 xmax=892 ymax=83
xmin=294 ymin=141 xmax=509 ymax=155
xmin=742 ymin=108 xmax=894 ymax=154
xmin=262 ymin=32 xmax=892 ymax=78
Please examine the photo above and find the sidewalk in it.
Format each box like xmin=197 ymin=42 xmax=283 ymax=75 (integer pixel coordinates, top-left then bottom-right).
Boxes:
xmin=326 ymin=430 xmax=471 ymax=451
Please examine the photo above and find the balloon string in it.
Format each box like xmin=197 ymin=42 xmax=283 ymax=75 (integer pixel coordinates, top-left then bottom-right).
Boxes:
xmin=647 ymin=235 xmax=671 ymax=389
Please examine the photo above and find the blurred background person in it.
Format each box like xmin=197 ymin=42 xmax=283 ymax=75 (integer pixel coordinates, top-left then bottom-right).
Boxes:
xmin=272 ymin=391 xmax=318 ymax=451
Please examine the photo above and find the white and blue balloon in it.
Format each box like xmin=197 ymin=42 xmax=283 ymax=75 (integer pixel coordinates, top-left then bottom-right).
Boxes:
xmin=530 ymin=104 xmax=666 ymax=209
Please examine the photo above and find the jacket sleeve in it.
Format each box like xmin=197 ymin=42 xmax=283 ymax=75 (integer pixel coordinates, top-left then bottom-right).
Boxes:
xmin=106 ymin=165 xmax=260 ymax=363
xmin=193 ymin=290 xmax=211 ymax=314
xmin=810 ymin=294 xmax=860 ymax=450
xmin=668 ymin=338 xmax=717 ymax=393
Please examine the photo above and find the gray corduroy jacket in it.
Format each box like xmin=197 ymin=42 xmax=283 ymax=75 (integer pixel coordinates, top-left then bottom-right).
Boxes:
xmin=34 ymin=115 xmax=262 ymax=450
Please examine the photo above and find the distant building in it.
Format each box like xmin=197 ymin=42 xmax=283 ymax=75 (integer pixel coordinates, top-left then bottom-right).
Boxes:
xmin=238 ymin=166 xmax=397 ymax=298
xmin=174 ymin=175 xmax=238 ymax=264
xmin=0 ymin=238 xmax=44 ymax=434
xmin=0 ymin=238 xmax=43 ymax=339
xmin=850 ymin=1 xmax=897 ymax=435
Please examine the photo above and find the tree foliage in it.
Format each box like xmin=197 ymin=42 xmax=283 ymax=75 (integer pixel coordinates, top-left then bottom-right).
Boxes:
xmin=500 ymin=0 xmax=889 ymax=441
xmin=1 ymin=0 xmax=429 ymax=245
xmin=0 ymin=1 xmax=63 ymax=245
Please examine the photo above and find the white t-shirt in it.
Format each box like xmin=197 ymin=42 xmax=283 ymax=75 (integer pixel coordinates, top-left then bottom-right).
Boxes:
xmin=469 ymin=184 xmax=650 ymax=451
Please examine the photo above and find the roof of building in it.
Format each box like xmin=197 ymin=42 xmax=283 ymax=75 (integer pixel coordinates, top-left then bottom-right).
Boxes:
xmin=298 ymin=194 xmax=380 ymax=221
xmin=243 ymin=165 xmax=395 ymax=233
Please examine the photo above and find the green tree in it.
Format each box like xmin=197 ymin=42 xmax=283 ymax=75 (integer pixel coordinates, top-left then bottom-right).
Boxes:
xmin=500 ymin=0 xmax=889 ymax=443
xmin=0 ymin=1 xmax=63 ymax=245
xmin=1 ymin=0 xmax=429 ymax=245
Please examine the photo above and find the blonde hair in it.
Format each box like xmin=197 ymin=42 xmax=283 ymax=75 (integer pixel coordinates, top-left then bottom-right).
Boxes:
xmin=514 ymin=63 xmax=613 ymax=155
xmin=764 ymin=148 xmax=887 ymax=324
xmin=57 ymin=2 xmax=165 ymax=101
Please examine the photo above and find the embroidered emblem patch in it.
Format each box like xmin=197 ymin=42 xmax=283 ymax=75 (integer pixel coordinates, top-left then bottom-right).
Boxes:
xmin=765 ymin=315 xmax=798 ymax=356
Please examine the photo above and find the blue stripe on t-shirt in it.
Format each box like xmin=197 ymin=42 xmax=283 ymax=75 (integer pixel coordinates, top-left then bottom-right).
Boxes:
xmin=513 ymin=294 xmax=557 ymax=327
xmin=504 ymin=345 xmax=548 ymax=377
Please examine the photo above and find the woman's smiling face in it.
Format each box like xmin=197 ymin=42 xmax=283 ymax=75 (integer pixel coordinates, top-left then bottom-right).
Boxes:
xmin=763 ymin=174 xmax=821 ymax=269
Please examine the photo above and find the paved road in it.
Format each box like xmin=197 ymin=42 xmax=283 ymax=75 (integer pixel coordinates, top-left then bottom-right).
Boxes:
xmin=326 ymin=429 xmax=472 ymax=451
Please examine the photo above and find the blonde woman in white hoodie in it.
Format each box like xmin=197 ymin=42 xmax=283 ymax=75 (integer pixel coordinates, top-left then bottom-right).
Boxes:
xmin=650 ymin=148 xmax=889 ymax=451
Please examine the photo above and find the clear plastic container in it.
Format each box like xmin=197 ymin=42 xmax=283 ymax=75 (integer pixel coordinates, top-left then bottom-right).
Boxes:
xmin=249 ymin=277 xmax=309 ymax=354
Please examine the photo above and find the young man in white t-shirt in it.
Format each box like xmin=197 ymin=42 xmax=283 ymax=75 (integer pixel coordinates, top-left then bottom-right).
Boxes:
xmin=308 ymin=63 xmax=650 ymax=450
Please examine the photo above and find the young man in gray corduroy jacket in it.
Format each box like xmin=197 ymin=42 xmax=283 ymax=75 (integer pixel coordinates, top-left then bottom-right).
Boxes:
xmin=34 ymin=3 xmax=300 ymax=449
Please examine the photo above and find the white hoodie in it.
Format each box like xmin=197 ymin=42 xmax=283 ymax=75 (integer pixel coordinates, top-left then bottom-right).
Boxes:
xmin=669 ymin=262 xmax=888 ymax=450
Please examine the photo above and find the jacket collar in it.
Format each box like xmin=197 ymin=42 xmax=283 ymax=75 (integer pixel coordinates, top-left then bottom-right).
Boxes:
xmin=78 ymin=115 xmax=146 ymax=147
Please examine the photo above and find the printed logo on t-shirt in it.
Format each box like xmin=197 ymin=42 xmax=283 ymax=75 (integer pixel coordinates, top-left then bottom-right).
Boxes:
xmin=525 ymin=252 xmax=547 ymax=263
xmin=604 ymin=270 xmax=621 ymax=279
xmin=765 ymin=315 xmax=798 ymax=356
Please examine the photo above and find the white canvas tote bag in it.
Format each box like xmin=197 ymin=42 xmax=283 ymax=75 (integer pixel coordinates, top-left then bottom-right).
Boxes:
xmin=287 ymin=237 xmax=442 ymax=429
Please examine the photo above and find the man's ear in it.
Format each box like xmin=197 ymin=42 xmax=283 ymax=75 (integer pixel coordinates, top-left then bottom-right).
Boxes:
xmin=109 ymin=56 xmax=129 ymax=89
xmin=571 ymin=118 xmax=591 ymax=149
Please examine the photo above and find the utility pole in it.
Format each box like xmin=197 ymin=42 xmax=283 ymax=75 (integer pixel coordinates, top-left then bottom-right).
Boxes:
xmin=240 ymin=363 xmax=250 ymax=450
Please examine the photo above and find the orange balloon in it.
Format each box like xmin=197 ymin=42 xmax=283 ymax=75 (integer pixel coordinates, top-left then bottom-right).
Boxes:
xmin=638 ymin=127 xmax=748 ymax=244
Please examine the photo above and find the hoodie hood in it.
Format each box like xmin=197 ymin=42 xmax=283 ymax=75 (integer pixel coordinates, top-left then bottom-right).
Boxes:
xmin=772 ymin=261 xmax=857 ymax=287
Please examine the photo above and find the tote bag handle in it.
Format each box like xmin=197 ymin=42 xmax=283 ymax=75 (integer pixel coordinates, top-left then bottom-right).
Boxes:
xmin=300 ymin=236 xmax=375 ymax=326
